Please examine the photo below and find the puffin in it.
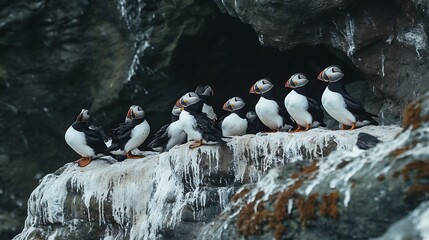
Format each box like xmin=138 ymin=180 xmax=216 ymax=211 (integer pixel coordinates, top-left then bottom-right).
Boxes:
xmin=284 ymin=73 xmax=326 ymax=132
xmin=106 ymin=105 xmax=150 ymax=159
xmin=245 ymin=110 xmax=271 ymax=134
xmin=318 ymin=65 xmax=378 ymax=130
xmin=219 ymin=97 xmax=248 ymax=136
xmin=356 ymin=132 xmax=381 ymax=150
xmin=195 ymin=84 xmax=217 ymax=121
xmin=249 ymin=78 xmax=294 ymax=132
xmin=65 ymin=109 xmax=107 ymax=167
xmin=176 ymin=92 xmax=225 ymax=149
xmin=147 ymin=105 xmax=187 ymax=152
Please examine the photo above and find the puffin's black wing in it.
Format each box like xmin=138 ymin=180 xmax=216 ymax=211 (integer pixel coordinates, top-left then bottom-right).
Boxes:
xmin=194 ymin=114 xmax=226 ymax=143
xmin=106 ymin=123 xmax=133 ymax=152
xmin=356 ymin=132 xmax=381 ymax=150
xmin=277 ymin=103 xmax=295 ymax=126
xmin=307 ymin=97 xmax=326 ymax=127
xmin=82 ymin=128 xmax=107 ymax=154
xmin=334 ymin=86 xmax=378 ymax=125
xmin=147 ymin=123 xmax=171 ymax=151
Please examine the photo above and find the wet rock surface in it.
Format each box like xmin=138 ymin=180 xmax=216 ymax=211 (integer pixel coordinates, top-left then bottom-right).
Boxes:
xmin=13 ymin=126 xmax=401 ymax=240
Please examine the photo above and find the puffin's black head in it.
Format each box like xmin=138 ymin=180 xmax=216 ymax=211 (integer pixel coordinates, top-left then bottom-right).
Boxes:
xmin=249 ymin=78 xmax=274 ymax=94
xmin=175 ymin=92 xmax=203 ymax=113
xmin=222 ymin=97 xmax=246 ymax=112
xmin=127 ymin=105 xmax=145 ymax=120
xmin=171 ymin=105 xmax=182 ymax=121
xmin=195 ymin=85 xmax=215 ymax=97
xmin=77 ymin=109 xmax=90 ymax=122
xmin=317 ymin=65 xmax=344 ymax=82
xmin=285 ymin=73 xmax=309 ymax=88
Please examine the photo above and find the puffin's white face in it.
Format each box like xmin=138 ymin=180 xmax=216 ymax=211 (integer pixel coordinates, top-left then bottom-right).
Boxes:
xmin=177 ymin=92 xmax=201 ymax=108
xmin=317 ymin=65 xmax=344 ymax=82
xmin=195 ymin=85 xmax=214 ymax=96
xmin=285 ymin=73 xmax=309 ymax=88
xmin=223 ymin=97 xmax=246 ymax=112
xmin=128 ymin=105 xmax=145 ymax=119
xmin=171 ymin=105 xmax=182 ymax=116
xmin=249 ymin=78 xmax=274 ymax=94
xmin=77 ymin=109 xmax=90 ymax=122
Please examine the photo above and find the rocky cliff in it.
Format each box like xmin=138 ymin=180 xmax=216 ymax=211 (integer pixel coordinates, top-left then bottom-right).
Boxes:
xmin=13 ymin=125 xmax=404 ymax=240
xmin=2 ymin=0 xmax=429 ymax=238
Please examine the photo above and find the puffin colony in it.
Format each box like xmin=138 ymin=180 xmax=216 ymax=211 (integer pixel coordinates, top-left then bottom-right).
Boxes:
xmin=65 ymin=65 xmax=379 ymax=167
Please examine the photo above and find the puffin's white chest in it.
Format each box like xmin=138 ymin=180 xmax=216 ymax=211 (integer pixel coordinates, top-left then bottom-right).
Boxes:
xmin=65 ymin=126 xmax=95 ymax=157
xmin=124 ymin=120 xmax=150 ymax=152
xmin=179 ymin=111 xmax=202 ymax=141
xmin=202 ymin=103 xmax=217 ymax=120
xmin=255 ymin=97 xmax=283 ymax=130
xmin=284 ymin=90 xmax=312 ymax=126
xmin=221 ymin=113 xmax=248 ymax=136
xmin=322 ymin=88 xmax=356 ymax=125
xmin=165 ymin=120 xmax=187 ymax=151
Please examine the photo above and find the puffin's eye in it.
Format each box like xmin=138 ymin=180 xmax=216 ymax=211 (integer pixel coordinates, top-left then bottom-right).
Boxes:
xmin=262 ymin=80 xmax=265 ymax=84
xmin=332 ymin=68 xmax=336 ymax=73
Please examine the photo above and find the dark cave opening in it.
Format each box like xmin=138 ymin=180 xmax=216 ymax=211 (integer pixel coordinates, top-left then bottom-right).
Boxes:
xmin=167 ymin=12 xmax=368 ymax=126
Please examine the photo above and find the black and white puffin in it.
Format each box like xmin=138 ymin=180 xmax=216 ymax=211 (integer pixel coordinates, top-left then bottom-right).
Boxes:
xmin=65 ymin=109 xmax=107 ymax=167
xmin=195 ymin=84 xmax=217 ymax=121
xmin=318 ymin=65 xmax=378 ymax=130
xmin=106 ymin=105 xmax=150 ymax=159
xmin=284 ymin=73 xmax=326 ymax=132
xmin=249 ymin=78 xmax=294 ymax=132
xmin=219 ymin=97 xmax=248 ymax=136
xmin=147 ymin=105 xmax=187 ymax=152
xmin=176 ymin=92 xmax=225 ymax=149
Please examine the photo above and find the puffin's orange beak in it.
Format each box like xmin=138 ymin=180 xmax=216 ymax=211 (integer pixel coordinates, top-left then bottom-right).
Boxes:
xmin=285 ymin=79 xmax=292 ymax=88
xmin=317 ymin=71 xmax=324 ymax=81
xmin=222 ymin=102 xmax=233 ymax=112
xmin=174 ymin=99 xmax=182 ymax=107
xmin=249 ymin=85 xmax=256 ymax=94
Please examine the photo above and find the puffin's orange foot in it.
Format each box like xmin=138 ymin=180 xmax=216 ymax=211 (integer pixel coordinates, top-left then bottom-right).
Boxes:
xmin=75 ymin=157 xmax=91 ymax=167
xmin=126 ymin=152 xmax=144 ymax=159
xmin=350 ymin=123 xmax=357 ymax=130
xmin=189 ymin=140 xmax=203 ymax=149
xmin=290 ymin=125 xmax=303 ymax=133
xmin=304 ymin=124 xmax=311 ymax=131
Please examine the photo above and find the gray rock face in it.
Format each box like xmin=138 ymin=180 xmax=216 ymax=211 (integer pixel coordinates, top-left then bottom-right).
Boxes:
xmin=213 ymin=0 xmax=429 ymax=124
xmin=13 ymin=126 xmax=401 ymax=240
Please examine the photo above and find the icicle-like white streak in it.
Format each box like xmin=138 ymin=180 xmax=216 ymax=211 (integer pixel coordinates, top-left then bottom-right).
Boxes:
xmin=397 ymin=23 xmax=427 ymax=59
xmin=381 ymin=51 xmax=385 ymax=77
xmin=332 ymin=13 xmax=356 ymax=57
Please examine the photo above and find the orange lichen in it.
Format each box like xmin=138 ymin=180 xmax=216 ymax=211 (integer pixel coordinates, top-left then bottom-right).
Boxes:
xmin=236 ymin=191 xmax=271 ymax=236
xmin=389 ymin=146 xmax=413 ymax=157
xmin=296 ymin=193 xmax=319 ymax=227
xmin=402 ymin=102 xmax=421 ymax=130
xmin=392 ymin=171 xmax=401 ymax=178
xmin=376 ymin=175 xmax=386 ymax=181
xmin=320 ymin=192 xmax=339 ymax=219
xmin=232 ymin=188 xmax=250 ymax=202
xmin=270 ymin=180 xmax=304 ymax=238
xmin=407 ymin=184 xmax=429 ymax=200
xmin=401 ymin=160 xmax=429 ymax=181
xmin=301 ymin=161 xmax=318 ymax=174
